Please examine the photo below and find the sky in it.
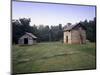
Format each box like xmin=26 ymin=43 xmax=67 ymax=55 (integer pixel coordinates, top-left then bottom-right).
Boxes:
xmin=12 ymin=1 xmax=96 ymax=26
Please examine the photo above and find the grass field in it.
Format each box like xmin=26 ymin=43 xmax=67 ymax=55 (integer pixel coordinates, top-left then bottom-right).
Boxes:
xmin=12 ymin=42 xmax=96 ymax=74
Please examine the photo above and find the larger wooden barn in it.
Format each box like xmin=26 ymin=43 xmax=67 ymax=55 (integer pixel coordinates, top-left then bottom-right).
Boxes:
xmin=18 ymin=32 xmax=37 ymax=45
xmin=63 ymin=23 xmax=86 ymax=44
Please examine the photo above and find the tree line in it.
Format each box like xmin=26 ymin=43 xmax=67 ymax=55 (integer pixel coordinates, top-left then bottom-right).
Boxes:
xmin=12 ymin=17 xmax=96 ymax=44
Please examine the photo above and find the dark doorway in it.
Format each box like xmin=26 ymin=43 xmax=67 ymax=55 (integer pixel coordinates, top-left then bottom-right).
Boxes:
xmin=66 ymin=36 xmax=68 ymax=43
xmin=24 ymin=38 xmax=28 ymax=44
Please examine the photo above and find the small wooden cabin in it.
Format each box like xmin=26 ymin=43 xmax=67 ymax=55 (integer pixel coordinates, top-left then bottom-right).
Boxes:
xmin=63 ymin=23 xmax=86 ymax=44
xmin=18 ymin=32 xmax=37 ymax=45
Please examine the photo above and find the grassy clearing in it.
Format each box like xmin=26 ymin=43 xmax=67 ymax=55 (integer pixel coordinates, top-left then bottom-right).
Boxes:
xmin=12 ymin=42 xmax=96 ymax=74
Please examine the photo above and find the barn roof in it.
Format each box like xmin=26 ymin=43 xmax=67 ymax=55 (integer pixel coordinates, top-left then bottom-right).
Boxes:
xmin=26 ymin=32 xmax=37 ymax=38
xmin=64 ymin=23 xmax=86 ymax=31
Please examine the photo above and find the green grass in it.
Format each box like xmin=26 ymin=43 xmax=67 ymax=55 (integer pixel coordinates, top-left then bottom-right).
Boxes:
xmin=12 ymin=42 xmax=96 ymax=74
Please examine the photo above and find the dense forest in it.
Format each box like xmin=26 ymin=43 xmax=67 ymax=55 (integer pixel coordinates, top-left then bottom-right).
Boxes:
xmin=12 ymin=17 xmax=96 ymax=44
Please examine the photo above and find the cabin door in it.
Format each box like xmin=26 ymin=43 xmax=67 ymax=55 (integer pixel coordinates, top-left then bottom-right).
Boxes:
xmin=66 ymin=36 xmax=68 ymax=43
xmin=24 ymin=38 xmax=28 ymax=44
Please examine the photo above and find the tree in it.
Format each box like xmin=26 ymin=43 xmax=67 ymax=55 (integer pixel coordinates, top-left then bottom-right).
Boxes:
xmin=12 ymin=18 xmax=35 ymax=44
xmin=67 ymin=23 xmax=72 ymax=26
xmin=79 ymin=18 xmax=96 ymax=42
xmin=12 ymin=17 xmax=96 ymax=43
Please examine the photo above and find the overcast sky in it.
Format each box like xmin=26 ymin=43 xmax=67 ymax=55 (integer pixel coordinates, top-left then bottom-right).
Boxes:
xmin=12 ymin=1 xmax=96 ymax=26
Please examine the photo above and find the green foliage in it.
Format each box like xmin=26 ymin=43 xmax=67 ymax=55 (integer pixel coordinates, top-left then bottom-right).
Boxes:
xmin=80 ymin=17 xmax=96 ymax=42
xmin=12 ymin=17 xmax=96 ymax=44
xmin=12 ymin=18 xmax=63 ymax=43
xmin=12 ymin=18 xmax=33 ymax=44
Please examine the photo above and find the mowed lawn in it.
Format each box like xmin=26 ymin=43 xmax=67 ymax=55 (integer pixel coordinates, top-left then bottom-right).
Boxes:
xmin=12 ymin=42 xmax=96 ymax=74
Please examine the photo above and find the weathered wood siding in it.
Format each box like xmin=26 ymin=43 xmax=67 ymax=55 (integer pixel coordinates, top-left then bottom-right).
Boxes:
xmin=18 ymin=34 xmax=36 ymax=45
xmin=64 ymin=27 xmax=86 ymax=44
xmin=71 ymin=30 xmax=81 ymax=44
xmin=64 ymin=31 xmax=71 ymax=44
xmin=78 ymin=27 xmax=86 ymax=44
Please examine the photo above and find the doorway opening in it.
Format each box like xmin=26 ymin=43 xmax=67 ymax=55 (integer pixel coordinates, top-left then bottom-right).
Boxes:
xmin=66 ymin=36 xmax=68 ymax=43
xmin=24 ymin=38 xmax=28 ymax=44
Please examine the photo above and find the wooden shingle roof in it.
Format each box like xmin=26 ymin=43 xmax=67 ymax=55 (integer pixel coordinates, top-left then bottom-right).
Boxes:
xmin=19 ymin=32 xmax=37 ymax=39
xmin=25 ymin=32 xmax=37 ymax=38
xmin=64 ymin=23 xmax=86 ymax=31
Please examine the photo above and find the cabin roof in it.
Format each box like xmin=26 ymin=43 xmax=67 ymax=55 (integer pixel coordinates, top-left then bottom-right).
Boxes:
xmin=64 ymin=23 xmax=86 ymax=31
xmin=19 ymin=32 xmax=37 ymax=39
xmin=26 ymin=32 xmax=37 ymax=38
